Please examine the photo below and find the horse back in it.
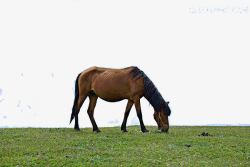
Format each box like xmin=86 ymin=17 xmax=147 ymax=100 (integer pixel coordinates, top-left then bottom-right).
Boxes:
xmin=79 ymin=66 xmax=144 ymax=101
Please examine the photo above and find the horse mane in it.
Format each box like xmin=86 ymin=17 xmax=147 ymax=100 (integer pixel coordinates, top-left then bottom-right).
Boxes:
xmin=130 ymin=66 xmax=170 ymax=115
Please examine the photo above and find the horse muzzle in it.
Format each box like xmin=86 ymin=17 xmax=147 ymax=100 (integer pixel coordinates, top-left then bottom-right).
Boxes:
xmin=161 ymin=127 xmax=169 ymax=133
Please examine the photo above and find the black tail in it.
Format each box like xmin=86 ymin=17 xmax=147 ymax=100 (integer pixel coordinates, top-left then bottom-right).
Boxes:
xmin=70 ymin=73 xmax=81 ymax=124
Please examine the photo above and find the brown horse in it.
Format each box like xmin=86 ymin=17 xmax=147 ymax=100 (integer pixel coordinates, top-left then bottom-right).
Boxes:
xmin=70 ymin=66 xmax=171 ymax=133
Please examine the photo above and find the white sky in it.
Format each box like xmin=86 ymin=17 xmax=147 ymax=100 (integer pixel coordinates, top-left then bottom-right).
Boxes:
xmin=0 ymin=0 xmax=250 ymax=128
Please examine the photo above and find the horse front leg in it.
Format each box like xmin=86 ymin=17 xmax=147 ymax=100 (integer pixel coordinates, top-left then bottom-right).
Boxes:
xmin=121 ymin=100 xmax=133 ymax=132
xmin=134 ymin=98 xmax=149 ymax=133
xmin=87 ymin=95 xmax=100 ymax=133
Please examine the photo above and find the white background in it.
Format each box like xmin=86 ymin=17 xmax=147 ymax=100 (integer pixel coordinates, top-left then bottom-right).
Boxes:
xmin=0 ymin=0 xmax=250 ymax=128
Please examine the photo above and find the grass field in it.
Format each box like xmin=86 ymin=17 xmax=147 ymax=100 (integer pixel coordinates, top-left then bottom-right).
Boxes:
xmin=0 ymin=126 xmax=249 ymax=166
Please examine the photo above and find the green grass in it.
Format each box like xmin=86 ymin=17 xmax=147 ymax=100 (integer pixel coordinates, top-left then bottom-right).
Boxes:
xmin=0 ymin=126 xmax=249 ymax=166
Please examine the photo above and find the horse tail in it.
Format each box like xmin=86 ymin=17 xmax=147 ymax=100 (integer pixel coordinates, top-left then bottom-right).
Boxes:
xmin=70 ymin=73 xmax=81 ymax=124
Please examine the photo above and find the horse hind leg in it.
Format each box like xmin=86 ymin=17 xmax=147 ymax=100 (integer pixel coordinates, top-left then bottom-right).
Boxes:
xmin=87 ymin=94 xmax=100 ymax=132
xmin=73 ymin=94 xmax=88 ymax=131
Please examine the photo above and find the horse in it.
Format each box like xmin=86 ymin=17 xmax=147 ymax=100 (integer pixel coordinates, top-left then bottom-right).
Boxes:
xmin=70 ymin=66 xmax=171 ymax=133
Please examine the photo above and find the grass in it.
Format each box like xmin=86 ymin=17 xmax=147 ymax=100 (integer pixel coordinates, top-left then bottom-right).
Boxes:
xmin=0 ymin=126 xmax=249 ymax=166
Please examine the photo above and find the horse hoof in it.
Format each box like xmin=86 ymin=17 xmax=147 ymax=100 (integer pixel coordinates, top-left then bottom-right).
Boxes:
xmin=74 ymin=128 xmax=80 ymax=131
xmin=142 ymin=129 xmax=149 ymax=133
xmin=122 ymin=129 xmax=128 ymax=133
xmin=94 ymin=129 xmax=101 ymax=133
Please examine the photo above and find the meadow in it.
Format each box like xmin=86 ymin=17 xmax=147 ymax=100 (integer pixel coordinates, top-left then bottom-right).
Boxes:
xmin=0 ymin=126 xmax=249 ymax=166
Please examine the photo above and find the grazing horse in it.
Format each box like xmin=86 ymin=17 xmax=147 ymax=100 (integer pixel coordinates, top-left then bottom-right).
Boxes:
xmin=70 ymin=66 xmax=171 ymax=133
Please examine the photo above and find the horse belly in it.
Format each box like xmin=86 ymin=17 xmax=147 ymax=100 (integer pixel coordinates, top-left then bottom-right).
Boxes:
xmin=92 ymin=75 xmax=130 ymax=102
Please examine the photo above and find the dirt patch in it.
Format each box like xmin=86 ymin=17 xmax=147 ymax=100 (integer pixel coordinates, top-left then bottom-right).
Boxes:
xmin=184 ymin=144 xmax=191 ymax=148
xmin=199 ymin=132 xmax=212 ymax=137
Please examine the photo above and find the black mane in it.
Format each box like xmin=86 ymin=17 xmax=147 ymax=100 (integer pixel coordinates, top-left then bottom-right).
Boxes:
xmin=130 ymin=66 xmax=171 ymax=115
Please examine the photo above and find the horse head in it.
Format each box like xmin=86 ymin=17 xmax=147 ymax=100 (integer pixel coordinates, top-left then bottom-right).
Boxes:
xmin=153 ymin=101 xmax=171 ymax=132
